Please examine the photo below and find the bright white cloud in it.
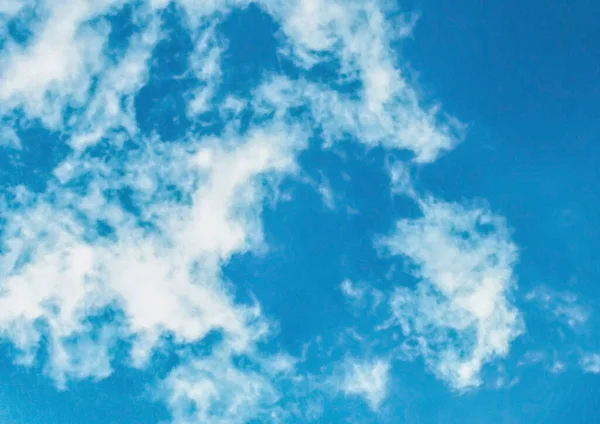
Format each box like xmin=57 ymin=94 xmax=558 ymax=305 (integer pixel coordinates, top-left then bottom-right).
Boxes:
xmin=0 ymin=0 xmax=121 ymax=127
xmin=380 ymin=198 xmax=523 ymax=390
xmin=335 ymin=357 xmax=390 ymax=411
xmin=68 ymin=16 xmax=161 ymax=150
xmin=249 ymin=0 xmax=463 ymax=163
xmin=253 ymin=73 xmax=461 ymax=164
xmin=0 ymin=120 xmax=306 ymax=383
xmin=0 ymin=0 xmax=165 ymax=153
xmin=2 ymin=0 xmax=459 ymax=161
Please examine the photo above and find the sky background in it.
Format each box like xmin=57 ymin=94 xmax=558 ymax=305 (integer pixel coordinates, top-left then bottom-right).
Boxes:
xmin=0 ymin=0 xmax=599 ymax=423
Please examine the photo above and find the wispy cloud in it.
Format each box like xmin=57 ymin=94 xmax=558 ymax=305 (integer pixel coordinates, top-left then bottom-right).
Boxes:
xmin=525 ymin=285 xmax=589 ymax=330
xmin=163 ymin=347 xmax=287 ymax=424
xmin=0 ymin=125 xmax=21 ymax=149
xmin=332 ymin=357 xmax=390 ymax=411
xmin=379 ymin=197 xmax=523 ymax=390
xmin=517 ymin=350 xmax=568 ymax=375
xmin=340 ymin=279 xmax=368 ymax=303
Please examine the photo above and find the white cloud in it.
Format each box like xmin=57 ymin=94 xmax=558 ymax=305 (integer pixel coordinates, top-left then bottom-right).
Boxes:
xmin=339 ymin=279 xmax=386 ymax=314
xmin=254 ymin=72 xmax=461 ymax=165
xmin=516 ymin=350 xmax=568 ymax=375
xmin=335 ymin=357 xmax=390 ymax=411
xmin=47 ymin=326 xmax=117 ymax=389
xmin=380 ymin=198 xmax=523 ymax=390
xmin=0 ymin=125 xmax=21 ymax=149
xmin=68 ymin=14 xmax=161 ymax=150
xmin=0 ymin=0 xmax=29 ymax=16
xmin=525 ymin=286 xmax=589 ymax=330
xmin=186 ymin=23 xmax=224 ymax=116
xmin=1 ymin=0 xmax=462 ymax=164
xmin=0 ymin=119 xmax=310 ymax=422
xmin=340 ymin=279 xmax=366 ymax=302
xmin=549 ymin=359 xmax=566 ymax=374
xmin=0 ymin=0 xmax=122 ymax=127
xmin=580 ymin=353 xmax=600 ymax=374
xmin=0 ymin=0 xmax=168 ymax=154
xmin=387 ymin=160 xmax=416 ymax=197
xmin=163 ymin=348 xmax=284 ymax=424
xmin=0 ymin=0 xmax=476 ymax=420
xmin=249 ymin=0 xmax=463 ymax=163
xmin=316 ymin=175 xmax=335 ymax=210
xmin=298 ymin=172 xmax=336 ymax=210
xmin=0 ymin=119 xmax=306 ymax=384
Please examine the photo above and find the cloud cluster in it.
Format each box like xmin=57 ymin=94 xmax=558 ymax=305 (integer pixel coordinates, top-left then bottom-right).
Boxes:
xmin=260 ymin=0 xmax=463 ymax=162
xmin=163 ymin=348 xmax=290 ymax=424
xmin=0 ymin=0 xmax=509 ymax=421
xmin=380 ymin=198 xmax=524 ymax=390
xmin=0 ymin=122 xmax=304 ymax=388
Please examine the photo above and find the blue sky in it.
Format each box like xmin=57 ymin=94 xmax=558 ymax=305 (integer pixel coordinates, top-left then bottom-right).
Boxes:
xmin=0 ymin=0 xmax=599 ymax=423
